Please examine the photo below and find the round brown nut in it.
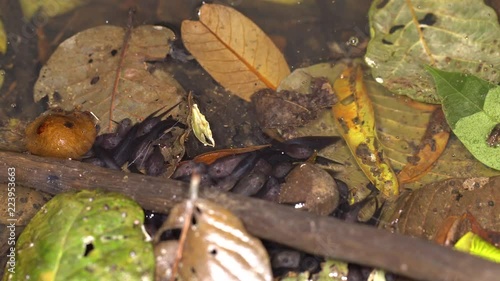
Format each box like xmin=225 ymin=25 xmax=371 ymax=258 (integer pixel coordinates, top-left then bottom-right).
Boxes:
xmin=25 ymin=110 xmax=97 ymax=159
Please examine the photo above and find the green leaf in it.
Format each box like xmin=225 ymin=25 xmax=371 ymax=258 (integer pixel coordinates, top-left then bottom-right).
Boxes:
xmin=3 ymin=189 xmax=154 ymax=281
xmin=425 ymin=66 xmax=495 ymax=128
xmin=454 ymin=232 xmax=500 ymax=263
xmin=454 ymin=89 xmax=500 ymax=170
xmin=365 ymin=0 xmax=500 ymax=103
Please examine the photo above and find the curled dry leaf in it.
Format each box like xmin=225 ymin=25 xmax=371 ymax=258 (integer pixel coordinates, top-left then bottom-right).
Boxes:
xmin=181 ymin=4 xmax=290 ymax=101
xmin=158 ymin=198 xmax=272 ymax=281
xmin=380 ymin=176 xmax=500 ymax=241
xmin=34 ymin=25 xmax=187 ymax=133
xmin=279 ymin=163 xmax=339 ymax=216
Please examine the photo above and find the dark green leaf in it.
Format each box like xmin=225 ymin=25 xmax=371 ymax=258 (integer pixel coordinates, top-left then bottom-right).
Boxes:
xmin=425 ymin=66 xmax=495 ymax=128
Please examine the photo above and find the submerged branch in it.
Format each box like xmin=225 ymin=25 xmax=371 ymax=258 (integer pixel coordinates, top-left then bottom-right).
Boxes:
xmin=1 ymin=150 xmax=499 ymax=281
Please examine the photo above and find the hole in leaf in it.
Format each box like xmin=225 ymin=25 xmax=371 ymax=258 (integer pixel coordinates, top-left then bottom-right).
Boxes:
xmin=209 ymin=247 xmax=217 ymax=256
xmin=389 ymin=25 xmax=404 ymax=34
xmin=90 ymin=76 xmax=100 ymax=85
xmin=110 ymin=49 xmax=118 ymax=56
xmin=84 ymin=242 xmax=94 ymax=257
xmin=419 ymin=13 xmax=437 ymax=26
xmin=381 ymin=39 xmax=393 ymax=45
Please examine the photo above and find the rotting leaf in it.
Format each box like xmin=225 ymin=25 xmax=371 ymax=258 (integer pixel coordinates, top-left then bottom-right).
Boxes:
xmin=3 ymin=189 xmax=154 ymax=281
xmin=332 ymin=64 xmax=398 ymax=200
xmin=426 ymin=67 xmax=500 ymax=170
xmin=34 ymin=25 xmax=187 ymax=133
xmin=0 ymin=184 xmax=50 ymax=226
xmin=158 ymin=198 xmax=272 ymax=281
xmin=251 ymin=78 xmax=336 ymax=132
xmin=398 ymin=108 xmax=450 ymax=184
xmin=181 ymin=4 xmax=290 ymax=101
xmin=19 ymin=0 xmax=88 ymax=20
xmin=279 ymin=163 xmax=339 ymax=216
xmin=365 ymin=0 xmax=500 ymax=103
xmin=380 ymin=176 xmax=500 ymax=242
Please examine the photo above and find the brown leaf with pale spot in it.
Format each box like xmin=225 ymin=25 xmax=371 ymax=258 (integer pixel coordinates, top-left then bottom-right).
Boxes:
xmin=181 ymin=4 xmax=290 ymax=101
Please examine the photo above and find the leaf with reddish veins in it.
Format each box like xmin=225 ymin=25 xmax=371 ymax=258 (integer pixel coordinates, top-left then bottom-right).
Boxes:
xmin=398 ymin=108 xmax=451 ymax=184
xmin=181 ymin=4 xmax=290 ymax=101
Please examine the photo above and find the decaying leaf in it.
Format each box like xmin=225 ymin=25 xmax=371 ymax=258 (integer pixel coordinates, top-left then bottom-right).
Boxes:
xmin=0 ymin=184 xmax=50 ymax=226
xmin=365 ymin=0 xmax=500 ymax=103
xmin=4 ymin=189 xmax=154 ymax=281
xmin=0 ymin=118 xmax=27 ymax=153
xmin=157 ymin=198 xmax=272 ymax=281
xmin=0 ymin=18 xmax=6 ymax=54
xmin=398 ymin=108 xmax=450 ymax=184
xmin=332 ymin=64 xmax=398 ymax=200
xmin=189 ymin=94 xmax=215 ymax=147
xmin=280 ymin=163 xmax=339 ymax=216
xmin=19 ymin=0 xmax=88 ymax=20
xmin=252 ymin=78 xmax=336 ymax=132
xmin=34 ymin=25 xmax=187 ymax=133
xmin=380 ymin=176 xmax=500 ymax=242
xmin=181 ymin=4 xmax=290 ymax=101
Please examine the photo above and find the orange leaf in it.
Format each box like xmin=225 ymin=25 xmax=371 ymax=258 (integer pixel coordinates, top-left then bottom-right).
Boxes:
xmin=398 ymin=109 xmax=450 ymax=184
xmin=193 ymin=145 xmax=270 ymax=165
xmin=181 ymin=4 xmax=290 ymax=101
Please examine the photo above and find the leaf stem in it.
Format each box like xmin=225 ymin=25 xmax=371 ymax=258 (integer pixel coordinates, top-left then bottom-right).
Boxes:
xmin=405 ymin=0 xmax=436 ymax=65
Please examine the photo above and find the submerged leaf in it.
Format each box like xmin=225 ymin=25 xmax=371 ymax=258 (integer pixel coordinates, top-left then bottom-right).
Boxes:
xmin=380 ymin=176 xmax=500 ymax=241
xmin=332 ymin=64 xmax=398 ymax=200
xmin=181 ymin=4 xmax=290 ymax=101
xmin=19 ymin=0 xmax=88 ymax=20
xmin=4 ymin=189 xmax=154 ymax=281
xmin=365 ymin=0 xmax=500 ymax=103
xmin=398 ymin=108 xmax=450 ymax=184
xmin=34 ymin=25 xmax=187 ymax=133
xmin=161 ymin=198 xmax=272 ymax=281
xmin=0 ymin=18 xmax=6 ymax=54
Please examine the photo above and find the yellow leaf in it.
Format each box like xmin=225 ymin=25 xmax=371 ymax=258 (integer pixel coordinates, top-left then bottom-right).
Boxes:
xmin=19 ymin=0 xmax=87 ymax=20
xmin=0 ymin=18 xmax=6 ymax=54
xmin=181 ymin=4 xmax=290 ymax=101
xmin=332 ymin=64 xmax=399 ymax=200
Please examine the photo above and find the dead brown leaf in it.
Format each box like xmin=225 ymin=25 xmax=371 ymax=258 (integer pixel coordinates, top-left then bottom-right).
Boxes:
xmin=34 ymin=25 xmax=186 ymax=133
xmin=380 ymin=176 xmax=500 ymax=241
xmin=181 ymin=4 xmax=290 ymax=101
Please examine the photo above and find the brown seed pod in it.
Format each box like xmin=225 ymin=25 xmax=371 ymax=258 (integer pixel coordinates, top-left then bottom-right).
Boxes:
xmin=25 ymin=110 xmax=97 ymax=159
